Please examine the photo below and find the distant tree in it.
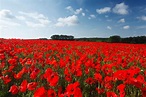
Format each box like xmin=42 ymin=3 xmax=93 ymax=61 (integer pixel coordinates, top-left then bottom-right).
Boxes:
xmin=51 ymin=35 xmax=60 ymax=40
xmin=109 ymin=35 xmax=121 ymax=43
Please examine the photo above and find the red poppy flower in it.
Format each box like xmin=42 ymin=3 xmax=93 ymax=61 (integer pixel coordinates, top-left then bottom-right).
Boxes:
xmin=85 ymin=77 xmax=95 ymax=85
xmin=74 ymin=87 xmax=82 ymax=97
xmin=117 ymin=84 xmax=125 ymax=97
xmin=14 ymin=67 xmax=26 ymax=79
xmin=34 ymin=87 xmax=47 ymax=97
xmin=47 ymin=89 xmax=56 ymax=97
xmin=2 ymin=75 xmax=11 ymax=84
xmin=8 ymin=58 xmax=17 ymax=66
xmin=65 ymin=74 xmax=72 ymax=82
xmin=96 ymin=88 xmax=104 ymax=94
xmin=27 ymin=82 xmax=37 ymax=91
xmin=141 ymin=87 xmax=146 ymax=97
xmin=106 ymin=91 xmax=118 ymax=97
xmin=20 ymin=80 xmax=28 ymax=92
xmin=43 ymin=68 xmax=53 ymax=79
xmin=117 ymin=84 xmax=125 ymax=92
xmin=94 ymin=73 xmax=102 ymax=83
xmin=0 ymin=53 xmax=5 ymax=60
xmin=30 ymin=68 xmax=40 ymax=79
xmin=47 ymin=72 xmax=59 ymax=86
xmin=9 ymin=85 xmax=19 ymax=95
xmin=66 ymin=81 xmax=80 ymax=96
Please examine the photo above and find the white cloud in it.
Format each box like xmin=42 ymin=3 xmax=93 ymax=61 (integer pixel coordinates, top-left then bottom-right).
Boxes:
xmin=66 ymin=6 xmax=72 ymax=10
xmin=0 ymin=19 xmax=20 ymax=28
xmin=66 ymin=6 xmax=74 ymax=13
xmin=16 ymin=16 xmax=26 ymax=20
xmin=113 ymin=2 xmax=129 ymax=15
xmin=26 ymin=21 xmax=46 ymax=28
xmin=90 ymin=14 xmax=96 ymax=18
xmin=123 ymin=25 xmax=130 ymax=29
xmin=118 ymin=18 xmax=125 ymax=23
xmin=107 ymin=26 xmax=112 ymax=30
xmin=0 ymin=9 xmax=20 ymax=28
xmin=66 ymin=6 xmax=83 ymax=15
xmin=75 ymin=8 xmax=83 ymax=14
xmin=19 ymin=11 xmax=51 ymax=27
xmin=55 ymin=15 xmax=79 ymax=27
xmin=139 ymin=15 xmax=146 ymax=21
xmin=88 ymin=14 xmax=96 ymax=19
xmin=82 ymin=13 xmax=85 ymax=16
xmin=96 ymin=7 xmax=111 ymax=14
xmin=0 ymin=9 xmax=15 ymax=19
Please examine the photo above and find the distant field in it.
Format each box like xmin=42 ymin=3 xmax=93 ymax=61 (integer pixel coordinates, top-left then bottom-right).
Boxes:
xmin=0 ymin=39 xmax=146 ymax=97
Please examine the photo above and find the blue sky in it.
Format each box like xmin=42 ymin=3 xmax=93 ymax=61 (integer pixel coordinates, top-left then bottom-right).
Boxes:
xmin=0 ymin=0 xmax=146 ymax=39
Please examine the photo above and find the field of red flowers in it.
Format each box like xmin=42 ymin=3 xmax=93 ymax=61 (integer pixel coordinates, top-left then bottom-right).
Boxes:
xmin=0 ymin=39 xmax=146 ymax=97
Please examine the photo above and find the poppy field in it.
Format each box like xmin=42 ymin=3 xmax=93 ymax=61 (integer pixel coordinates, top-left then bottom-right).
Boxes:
xmin=0 ymin=39 xmax=146 ymax=97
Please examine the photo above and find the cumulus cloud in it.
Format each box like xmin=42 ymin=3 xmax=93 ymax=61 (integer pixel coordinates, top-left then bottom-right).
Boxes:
xmin=19 ymin=11 xmax=51 ymax=27
xmin=123 ymin=25 xmax=130 ymax=29
xmin=55 ymin=15 xmax=79 ymax=27
xmin=113 ymin=2 xmax=129 ymax=15
xmin=107 ymin=26 xmax=112 ymax=30
xmin=96 ymin=7 xmax=111 ymax=14
xmin=118 ymin=18 xmax=125 ymax=23
xmin=0 ymin=9 xmax=15 ymax=19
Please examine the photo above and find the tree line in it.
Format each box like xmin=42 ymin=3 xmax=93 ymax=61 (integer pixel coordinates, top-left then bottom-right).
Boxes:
xmin=50 ymin=35 xmax=146 ymax=44
xmin=109 ymin=35 xmax=146 ymax=44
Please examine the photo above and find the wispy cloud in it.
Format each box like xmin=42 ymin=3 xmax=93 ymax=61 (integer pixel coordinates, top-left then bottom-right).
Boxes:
xmin=123 ymin=25 xmax=130 ymax=29
xmin=88 ymin=14 xmax=96 ymax=19
xmin=19 ymin=11 xmax=51 ymax=27
xmin=138 ymin=15 xmax=146 ymax=21
xmin=118 ymin=18 xmax=125 ymax=23
xmin=113 ymin=3 xmax=129 ymax=15
xmin=90 ymin=14 xmax=96 ymax=18
xmin=66 ymin=6 xmax=74 ymax=13
xmin=96 ymin=7 xmax=111 ymax=14
xmin=0 ymin=19 xmax=20 ymax=27
xmin=82 ymin=13 xmax=85 ymax=16
xmin=136 ymin=25 xmax=146 ymax=29
xmin=55 ymin=15 xmax=79 ymax=27
xmin=107 ymin=26 xmax=112 ymax=30
xmin=75 ymin=8 xmax=83 ymax=14
xmin=66 ymin=6 xmax=83 ymax=15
